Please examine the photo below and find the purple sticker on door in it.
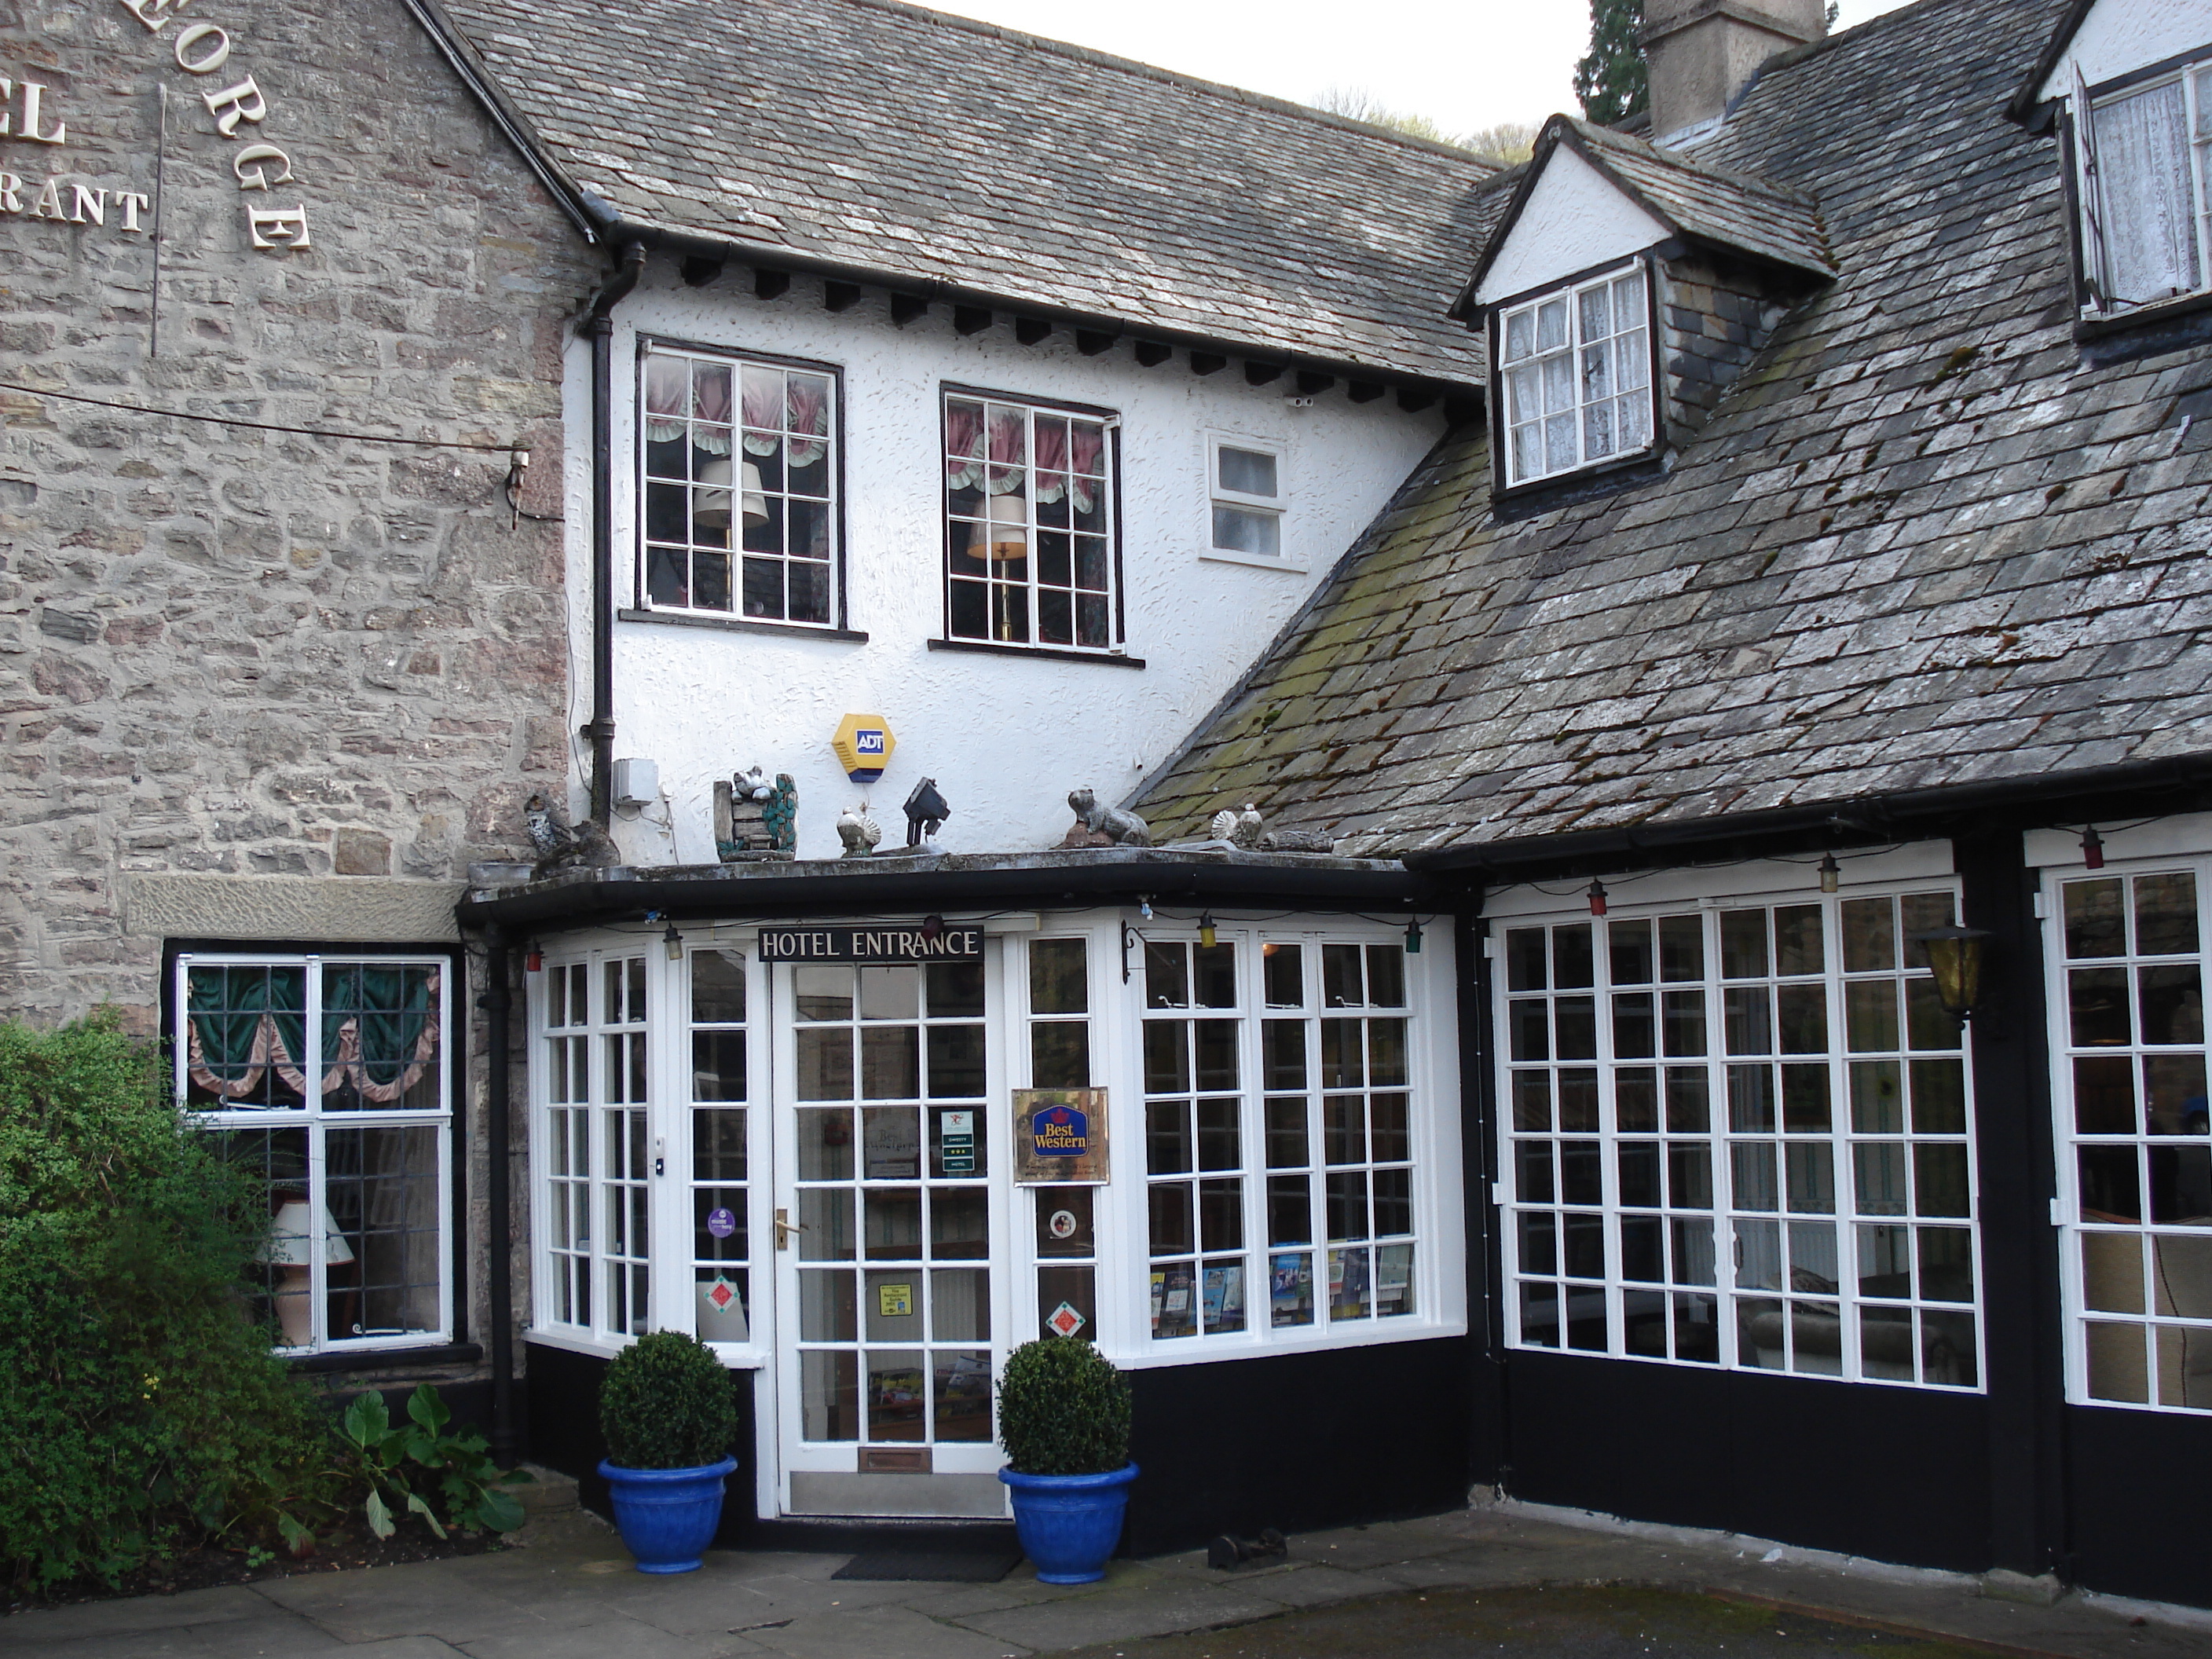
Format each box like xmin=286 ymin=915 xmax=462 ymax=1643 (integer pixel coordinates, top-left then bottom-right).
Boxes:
xmin=706 ymin=1207 xmax=738 ymax=1239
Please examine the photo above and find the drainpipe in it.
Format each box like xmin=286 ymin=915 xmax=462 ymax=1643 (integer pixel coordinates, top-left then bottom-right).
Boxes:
xmin=584 ymin=241 xmax=647 ymax=824
xmin=482 ymin=922 xmax=518 ymax=1468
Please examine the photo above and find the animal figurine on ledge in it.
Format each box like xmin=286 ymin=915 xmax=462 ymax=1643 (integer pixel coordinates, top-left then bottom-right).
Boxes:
xmin=526 ymin=793 xmax=620 ymax=880
xmin=1261 ymin=827 xmax=1335 ymax=854
xmin=904 ymin=777 xmax=951 ymax=848
xmin=837 ymin=803 xmax=883 ymax=858
xmin=1060 ymin=787 xmax=1150 ymax=848
xmin=714 ymin=767 xmax=797 ymax=861
xmin=1207 ymin=804 xmax=1265 ymax=850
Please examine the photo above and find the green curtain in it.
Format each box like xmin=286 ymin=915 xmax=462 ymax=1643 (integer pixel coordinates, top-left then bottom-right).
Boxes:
xmin=185 ymin=963 xmax=438 ymax=1101
xmin=321 ymin=965 xmax=435 ymax=1088
xmin=185 ymin=965 xmax=306 ymax=1088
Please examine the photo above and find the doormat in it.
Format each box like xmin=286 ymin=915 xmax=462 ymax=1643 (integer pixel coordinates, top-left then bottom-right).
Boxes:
xmin=831 ymin=1549 xmax=1024 ymax=1583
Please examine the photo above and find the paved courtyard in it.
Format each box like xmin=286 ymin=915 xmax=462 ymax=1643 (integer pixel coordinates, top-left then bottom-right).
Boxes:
xmin=5 ymin=1489 xmax=2208 ymax=1659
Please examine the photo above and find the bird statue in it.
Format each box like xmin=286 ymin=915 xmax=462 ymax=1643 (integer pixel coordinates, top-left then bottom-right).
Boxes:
xmin=837 ymin=802 xmax=882 ymax=858
xmin=1235 ymin=804 xmax=1265 ymax=848
xmin=735 ymin=766 xmax=774 ymax=804
xmin=526 ymin=793 xmax=621 ymax=878
xmin=904 ymin=777 xmax=951 ymax=848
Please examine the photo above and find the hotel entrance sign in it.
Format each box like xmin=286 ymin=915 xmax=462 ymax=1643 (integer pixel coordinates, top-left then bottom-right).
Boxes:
xmin=757 ymin=924 xmax=983 ymax=962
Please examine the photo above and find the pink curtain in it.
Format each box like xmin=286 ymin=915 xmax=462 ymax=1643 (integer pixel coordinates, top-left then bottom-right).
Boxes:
xmin=946 ymin=401 xmax=984 ymax=489
xmin=644 ymin=357 xmax=689 ymax=444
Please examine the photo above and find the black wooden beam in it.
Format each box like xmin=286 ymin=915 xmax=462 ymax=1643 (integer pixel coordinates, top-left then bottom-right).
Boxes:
xmin=679 ymin=255 xmax=725 ymax=287
xmin=753 ymin=268 xmax=791 ymax=301
xmin=1189 ymin=352 xmax=1226 ymax=375
xmin=823 ymin=281 xmax=862 ymax=313
xmin=1397 ymin=387 xmax=1437 ymax=412
xmin=1015 ymin=317 xmax=1053 ymax=346
xmin=1347 ymin=380 xmax=1386 ymax=403
xmin=1133 ymin=341 xmax=1173 ymax=367
xmin=1296 ymin=370 xmax=1336 ymax=396
xmin=1445 ymin=395 xmax=1484 ymax=424
xmin=1244 ymin=361 xmax=1286 ymax=386
xmin=890 ymin=293 xmax=929 ymax=327
xmin=1075 ymin=330 xmax=1116 ymax=357
xmin=954 ymin=306 xmax=994 ymax=336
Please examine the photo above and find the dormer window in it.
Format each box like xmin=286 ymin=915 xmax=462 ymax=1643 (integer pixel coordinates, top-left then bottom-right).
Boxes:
xmin=2078 ymin=59 xmax=2212 ymax=313
xmin=1496 ymin=263 xmax=1654 ymax=488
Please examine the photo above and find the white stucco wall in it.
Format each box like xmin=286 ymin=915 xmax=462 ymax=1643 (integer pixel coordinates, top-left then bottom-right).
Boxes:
xmin=558 ymin=266 xmax=1452 ymax=865
xmin=1474 ymin=146 xmax=1668 ymax=307
xmin=2037 ymin=0 xmax=2212 ymax=99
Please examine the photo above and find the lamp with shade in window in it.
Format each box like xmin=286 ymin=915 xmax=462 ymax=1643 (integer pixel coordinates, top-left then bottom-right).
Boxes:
xmin=262 ymin=1199 xmax=354 ymax=1348
xmin=694 ymin=457 xmax=770 ymax=532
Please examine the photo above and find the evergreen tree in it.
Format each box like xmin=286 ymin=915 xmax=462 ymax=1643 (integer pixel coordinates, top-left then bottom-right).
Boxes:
xmin=1573 ymin=0 xmax=1649 ymax=128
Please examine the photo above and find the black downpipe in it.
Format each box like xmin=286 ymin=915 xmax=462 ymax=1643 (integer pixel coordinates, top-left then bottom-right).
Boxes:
xmin=482 ymin=923 xmax=518 ymax=1468
xmin=585 ymin=241 xmax=647 ymax=824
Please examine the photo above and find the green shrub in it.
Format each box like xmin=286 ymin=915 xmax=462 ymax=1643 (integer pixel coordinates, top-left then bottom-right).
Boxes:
xmin=996 ymin=1339 xmax=1131 ymax=1475
xmin=599 ymin=1331 xmax=738 ymax=1469
xmin=0 ymin=1013 xmax=335 ymax=1589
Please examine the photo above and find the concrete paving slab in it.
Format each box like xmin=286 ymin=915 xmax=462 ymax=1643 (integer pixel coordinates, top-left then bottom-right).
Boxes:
xmin=189 ymin=1617 xmax=405 ymax=1656
xmin=895 ymin=1580 xmax=1082 ymax=1620
xmin=0 ymin=1584 xmax=272 ymax=1649
xmin=456 ymin=1609 xmax=764 ymax=1659
xmin=1211 ymin=1563 xmax=1404 ymax=1610
xmin=250 ymin=1564 xmax=538 ymax=1643
xmin=1267 ymin=1525 xmax=1473 ymax=1573
xmin=750 ymin=1602 xmax=1032 ymax=1659
xmin=953 ymin=1583 xmax=1291 ymax=1652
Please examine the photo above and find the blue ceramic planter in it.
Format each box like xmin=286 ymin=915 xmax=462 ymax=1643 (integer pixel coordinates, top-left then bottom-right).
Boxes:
xmin=598 ymin=1455 xmax=737 ymax=1573
xmin=998 ymin=1463 xmax=1139 ymax=1584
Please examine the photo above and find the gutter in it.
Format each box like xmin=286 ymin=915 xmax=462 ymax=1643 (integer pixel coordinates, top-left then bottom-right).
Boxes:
xmin=1405 ymin=753 xmax=2212 ymax=880
xmin=582 ymin=241 xmax=648 ymax=825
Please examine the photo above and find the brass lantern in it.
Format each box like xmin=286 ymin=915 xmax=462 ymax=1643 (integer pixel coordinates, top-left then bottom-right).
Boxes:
xmin=1908 ymin=925 xmax=1992 ymax=1022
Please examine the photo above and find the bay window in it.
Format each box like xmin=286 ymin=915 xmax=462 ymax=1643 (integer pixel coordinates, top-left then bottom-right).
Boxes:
xmin=943 ymin=390 xmax=1119 ymax=652
xmin=176 ymin=952 xmax=451 ymax=1354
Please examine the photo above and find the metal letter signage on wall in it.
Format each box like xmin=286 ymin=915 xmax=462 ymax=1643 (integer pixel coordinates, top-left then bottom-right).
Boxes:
xmin=756 ymin=924 xmax=984 ymax=963
xmin=1012 ymin=1088 xmax=1108 ymax=1185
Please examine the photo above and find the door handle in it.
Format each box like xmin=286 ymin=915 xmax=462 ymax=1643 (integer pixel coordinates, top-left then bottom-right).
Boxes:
xmin=775 ymin=1207 xmax=808 ymax=1251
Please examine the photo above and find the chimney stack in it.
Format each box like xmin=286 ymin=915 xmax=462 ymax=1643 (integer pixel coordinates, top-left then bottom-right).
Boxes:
xmin=1643 ymin=0 xmax=1825 ymax=144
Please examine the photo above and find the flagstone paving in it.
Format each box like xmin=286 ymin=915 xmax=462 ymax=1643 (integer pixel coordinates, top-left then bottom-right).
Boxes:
xmin=5 ymin=1496 xmax=2208 ymax=1659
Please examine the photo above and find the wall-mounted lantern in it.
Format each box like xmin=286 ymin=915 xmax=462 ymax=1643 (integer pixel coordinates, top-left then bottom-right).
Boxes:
xmin=1909 ymin=925 xmax=1992 ymax=1022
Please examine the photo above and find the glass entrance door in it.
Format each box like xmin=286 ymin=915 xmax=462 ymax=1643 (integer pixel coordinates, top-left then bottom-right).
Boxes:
xmin=773 ymin=958 xmax=1009 ymax=1517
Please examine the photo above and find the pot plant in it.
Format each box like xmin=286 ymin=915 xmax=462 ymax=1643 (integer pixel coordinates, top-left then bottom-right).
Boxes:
xmin=597 ymin=1330 xmax=740 ymax=1573
xmin=995 ymin=1337 xmax=1137 ymax=1584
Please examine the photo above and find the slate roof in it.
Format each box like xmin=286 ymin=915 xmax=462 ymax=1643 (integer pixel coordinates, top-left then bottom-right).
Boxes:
xmin=1137 ymin=0 xmax=2212 ymax=861
xmin=432 ymin=0 xmax=1498 ymax=385
xmin=1462 ymin=118 xmax=1833 ymax=309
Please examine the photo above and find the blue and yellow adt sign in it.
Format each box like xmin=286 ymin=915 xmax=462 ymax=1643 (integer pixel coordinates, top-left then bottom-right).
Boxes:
xmin=831 ymin=712 xmax=895 ymax=784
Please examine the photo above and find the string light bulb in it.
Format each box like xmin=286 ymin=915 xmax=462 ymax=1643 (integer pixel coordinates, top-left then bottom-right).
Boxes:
xmin=1405 ymin=917 xmax=1423 ymax=954
xmin=662 ymin=922 xmax=683 ymax=961
xmin=524 ymin=943 xmax=543 ymax=973
xmin=2082 ymin=826 xmax=2105 ymax=870
xmin=1587 ymin=880 xmax=1608 ymax=917
xmin=1198 ymin=913 xmax=1218 ymax=948
xmin=1138 ymin=897 xmax=1153 ymax=921
xmin=1818 ymin=853 xmax=1840 ymax=894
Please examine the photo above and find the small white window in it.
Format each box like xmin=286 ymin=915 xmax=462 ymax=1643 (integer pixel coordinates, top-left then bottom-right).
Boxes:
xmin=1208 ymin=438 xmax=1284 ymax=559
xmin=2077 ymin=60 xmax=2212 ymax=313
xmin=1496 ymin=264 xmax=1654 ymax=488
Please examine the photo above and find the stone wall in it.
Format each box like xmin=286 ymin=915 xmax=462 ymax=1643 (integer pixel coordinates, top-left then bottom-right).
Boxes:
xmin=0 ymin=0 xmax=600 ymax=1027
xmin=1 ymin=0 xmax=602 ymax=1393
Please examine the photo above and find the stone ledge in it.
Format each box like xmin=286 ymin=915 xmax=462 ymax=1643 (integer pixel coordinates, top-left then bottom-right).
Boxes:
xmin=125 ymin=873 xmax=465 ymax=944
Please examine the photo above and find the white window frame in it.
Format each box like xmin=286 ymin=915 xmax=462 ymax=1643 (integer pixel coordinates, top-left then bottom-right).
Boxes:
xmin=1105 ymin=921 xmax=1461 ymax=1364
xmin=1202 ymin=433 xmax=1298 ymax=571
xmin=174 ymin=950 xmax=454 ymax=1357
xmin=941 ymin=388 xmax=1122 ymax=654
xmin=2044 ymin=851 xmax=2212 ymax=1413
xmin=2072 ymin=50 xmax=2212 ymax=317
xmin=638 ymin=342 xmax=842 ymax=628
xmin=1492 ymin=872 xmax=1986 ymax=1393
xmin=529 ymin=935 xmax=771 ymax=1368
xmin=1493 ymin=259 xmax=1657 ymax=489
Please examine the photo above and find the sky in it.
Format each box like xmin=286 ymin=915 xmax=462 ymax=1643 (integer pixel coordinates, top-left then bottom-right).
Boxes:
xmin=921 ymin=0 xmax=1918 ymax=137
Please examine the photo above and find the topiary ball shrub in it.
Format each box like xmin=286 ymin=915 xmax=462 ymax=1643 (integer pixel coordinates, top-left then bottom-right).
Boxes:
xmin=996 ymin=1338 xmax=1131 ymax=1475
xmin=599 ymin=1331 xmax=739 ymax=1470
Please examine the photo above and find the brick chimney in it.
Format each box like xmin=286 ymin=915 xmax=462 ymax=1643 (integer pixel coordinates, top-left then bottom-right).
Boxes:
xmin=1643 ymin=0 xmax=1825 ymax=144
